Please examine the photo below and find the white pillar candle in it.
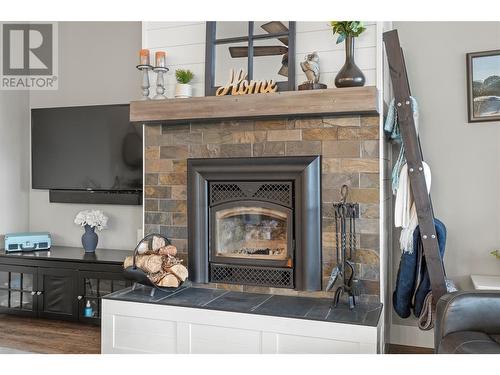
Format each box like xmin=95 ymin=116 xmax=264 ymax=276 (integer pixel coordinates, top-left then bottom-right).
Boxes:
xmin=139 ymin=49 xmax=150 ymax=65
xmin=155 ymin=51 xmax=166 ymax=68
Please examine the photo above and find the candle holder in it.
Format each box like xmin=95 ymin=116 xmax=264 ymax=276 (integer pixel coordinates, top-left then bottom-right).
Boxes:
xmin=136 ymin=64 xmax=153 ymax=100
xmin=153 ymin=66 xmax=169 ymax=100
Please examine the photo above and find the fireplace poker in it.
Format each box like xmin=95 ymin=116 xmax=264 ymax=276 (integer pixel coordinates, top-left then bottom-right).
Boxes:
xmin=328 ymin=185 xmax=359 ymax=309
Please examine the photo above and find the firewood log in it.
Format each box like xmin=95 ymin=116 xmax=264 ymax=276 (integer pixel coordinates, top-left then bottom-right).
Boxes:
xmin=148 ymin=271 xmax=167 ymax=284
xmin=135 ymin=255 xmax=148 ymax=269
xmin=158 ymin=244 xmax=177 ymax=256
xmin=137 ymin=241 xmax=149 ymax=254
xmin=124 ymin=255 xmax=146 ymax=269
xmin=162 ymin=255 xmax=182 ymax=271
xmin=152 ymin=236 xmax=166 ymax=251
xmin=123 ymin=256 xmax=133 ymax=269
xmin=168 ymin=264 xmax=188 ymax=282
xmin=125 ymin=250 xmax=186 ymax=288
xmin=124 ymin=254 xmax=164 ymax=273
xmin=157 ymin=274 xmax=179 ymax=288
xmin=143 ymin=255 xmax=163 ymax=274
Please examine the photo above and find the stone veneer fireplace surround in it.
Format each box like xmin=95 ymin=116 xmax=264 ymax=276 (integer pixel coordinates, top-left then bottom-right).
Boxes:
xmin=187 ymin=156 xmax=322 ymax=291
xmin=139 ymin=87 xmax=381 ymax=302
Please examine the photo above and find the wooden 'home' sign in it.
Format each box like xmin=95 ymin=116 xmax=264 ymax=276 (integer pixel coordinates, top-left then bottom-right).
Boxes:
xmin=216 ymin=69 xmax=278 ymax=96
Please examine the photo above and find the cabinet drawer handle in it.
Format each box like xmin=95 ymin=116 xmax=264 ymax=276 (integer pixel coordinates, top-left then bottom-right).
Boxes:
xmin=36 ymin=291 xmax=42 ymax=296
xmin=77 ymin=295 xmax=83 ymax=300
xmin=31 ymin=291 xmax=36 ymax=296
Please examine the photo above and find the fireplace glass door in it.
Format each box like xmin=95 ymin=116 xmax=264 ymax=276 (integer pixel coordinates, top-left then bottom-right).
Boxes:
xmin=210 ymin=201 xmax=293 ymax=268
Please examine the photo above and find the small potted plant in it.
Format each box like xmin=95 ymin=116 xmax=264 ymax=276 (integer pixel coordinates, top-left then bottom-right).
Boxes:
xmin=330 ymin=21 xmax=366 ymax=88
xmin=74 ymin=209 xmax=108 ymax=252
xmin=491 ymin=250 xmax=500 ymax=259
xmin=175 ymin=69 xmax=194 ymax=98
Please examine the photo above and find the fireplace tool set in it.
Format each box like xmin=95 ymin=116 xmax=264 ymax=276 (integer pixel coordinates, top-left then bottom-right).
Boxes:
xmin=327 ymin=185 xmax=359 ymax=309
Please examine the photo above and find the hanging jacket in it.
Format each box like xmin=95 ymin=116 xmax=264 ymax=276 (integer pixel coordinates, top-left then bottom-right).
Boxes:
xmin=393 ymin=218 xmax=446 ymax=319
xmin=412 ymin=220 xmax=447 ymax=317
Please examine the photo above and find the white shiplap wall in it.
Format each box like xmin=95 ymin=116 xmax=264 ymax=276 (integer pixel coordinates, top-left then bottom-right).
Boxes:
xmin=142 ymin=21 xmax=377 ymax=97
xmin=144 ymin=22 xmax=206 ymax=97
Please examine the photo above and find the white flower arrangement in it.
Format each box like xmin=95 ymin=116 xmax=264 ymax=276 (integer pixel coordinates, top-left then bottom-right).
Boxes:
xmin=74 ymin=209 xmax=108 ymax=231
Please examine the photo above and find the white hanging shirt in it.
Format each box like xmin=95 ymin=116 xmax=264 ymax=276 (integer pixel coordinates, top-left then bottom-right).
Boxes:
xmin=395 ymin=162 xmax=432 ymax=253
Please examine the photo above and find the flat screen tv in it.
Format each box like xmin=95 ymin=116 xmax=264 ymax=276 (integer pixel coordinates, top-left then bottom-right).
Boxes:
xmin=31 ymin=104 xmax=143 ymax=205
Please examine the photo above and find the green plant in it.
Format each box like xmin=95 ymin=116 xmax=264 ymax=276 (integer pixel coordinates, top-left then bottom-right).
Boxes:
xmin=175 ymin=69 xmax=194 ymax=84
xmin=330 ymin=21 xmax=366 ymax=44
xmin=491 ymin=250 xmax=500 ymax=259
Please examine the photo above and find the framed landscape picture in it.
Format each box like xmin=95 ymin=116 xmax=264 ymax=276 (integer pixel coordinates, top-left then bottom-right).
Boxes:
xmin=467 ymin=50 xmax=500 ymax=123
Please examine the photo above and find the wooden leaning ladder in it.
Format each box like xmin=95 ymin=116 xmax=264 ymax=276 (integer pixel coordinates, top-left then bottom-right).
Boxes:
xmin=383 ymin=30 xmax=448 ymax=304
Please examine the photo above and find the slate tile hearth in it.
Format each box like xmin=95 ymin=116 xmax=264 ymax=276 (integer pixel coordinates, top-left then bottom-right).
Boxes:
xmin=144 ymin=115 xmax=381 ymax=301
xmin=110 ymin=285 xmax=180 ymax=303
xmin=158 ymin=287 xmax=227 ymax=307
xmin=206 ymin=291 xmax=272 ymax=312
xmin=256 ymin=295 xmax=325 ymax=318
xmin=105 ymin=285 xmax=382 ymax=327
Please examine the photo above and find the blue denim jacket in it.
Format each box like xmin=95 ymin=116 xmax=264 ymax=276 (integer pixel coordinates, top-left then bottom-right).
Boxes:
xmin=393 ymin=218 xmax=446 ymax=319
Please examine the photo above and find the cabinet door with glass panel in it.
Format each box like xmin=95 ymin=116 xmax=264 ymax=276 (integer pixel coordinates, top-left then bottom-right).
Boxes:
xmin=0 ymin=265 xmax=38 ymax=316
xmin=77 ymin=271 xmax=129 ymax=323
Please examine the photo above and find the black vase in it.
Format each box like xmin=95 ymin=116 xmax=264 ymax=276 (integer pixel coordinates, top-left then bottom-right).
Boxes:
xmin=82 ymin=224 xmax=98 ymax=252
xmin=334 ymin=35 xmax=365 ymax=88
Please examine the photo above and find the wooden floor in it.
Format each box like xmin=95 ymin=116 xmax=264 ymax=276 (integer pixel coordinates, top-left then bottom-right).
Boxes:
xmin=0 ymin=314 xmax=100 ymax=354
xmin=0 ymin=314 xmax=434 ymax=355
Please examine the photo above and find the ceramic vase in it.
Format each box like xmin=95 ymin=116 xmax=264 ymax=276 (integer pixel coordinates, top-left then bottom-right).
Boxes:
xmin=334 ymin=35 xmax=365 ymax=88
xmin=82 ymin=224 xmax=98 ymax=252
xmin=175 ymin=83 xmax=193 ymax=98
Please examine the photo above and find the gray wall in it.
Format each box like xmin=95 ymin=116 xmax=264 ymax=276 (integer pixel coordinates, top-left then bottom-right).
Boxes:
xmin=389 ymin=22 xmax=500 ymax=338
xmin=386 ymin=21 xmax=500 ymax=346
xmin=0 ymin=91 xmax=30 ymax=239
xmin=29 ymin=22 xmax=143 ymax=249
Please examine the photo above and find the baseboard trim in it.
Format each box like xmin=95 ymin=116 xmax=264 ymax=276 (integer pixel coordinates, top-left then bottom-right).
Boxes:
xmin=389 ymin=324 xmax=434 ymax=348
xmin=387 ymin=344 xmax=434 ymax=354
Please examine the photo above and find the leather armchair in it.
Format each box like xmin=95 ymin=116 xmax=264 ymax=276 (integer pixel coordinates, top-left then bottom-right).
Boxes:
xmin=435 ymin=291 xmax=500 ymax=354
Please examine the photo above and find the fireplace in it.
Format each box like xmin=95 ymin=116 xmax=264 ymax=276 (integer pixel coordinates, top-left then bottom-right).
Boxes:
xmin=188 ymin=156 xmax=322 ymax=291
xmin=209 ymin=181 xmax=295 ymax=287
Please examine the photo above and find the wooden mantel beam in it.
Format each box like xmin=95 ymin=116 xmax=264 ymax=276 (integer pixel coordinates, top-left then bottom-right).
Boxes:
xmin=130 ymin=86 xmax=379 ymax=123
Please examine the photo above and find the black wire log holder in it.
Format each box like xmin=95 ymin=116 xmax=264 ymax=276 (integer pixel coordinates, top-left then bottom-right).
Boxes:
xmin=123 ymin=233 xmax=190 ymax=297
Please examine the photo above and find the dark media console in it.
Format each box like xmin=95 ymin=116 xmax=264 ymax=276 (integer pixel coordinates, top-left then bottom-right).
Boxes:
xmin=0 ymin=246 xmax=132 ymax=324
xmin=49 ymin=189 xmax=142 ymax=205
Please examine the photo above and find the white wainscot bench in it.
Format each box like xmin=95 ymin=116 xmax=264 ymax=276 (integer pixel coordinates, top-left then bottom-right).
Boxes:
xmin=102 ymin=285 xmax=382 ymax=354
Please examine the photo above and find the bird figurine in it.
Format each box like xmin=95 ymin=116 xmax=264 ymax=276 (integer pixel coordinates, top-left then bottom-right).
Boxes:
xmin=300 ymin=52 xmax=321 ymax=84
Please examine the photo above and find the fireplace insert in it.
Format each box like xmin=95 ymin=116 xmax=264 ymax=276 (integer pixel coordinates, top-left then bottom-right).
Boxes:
xmin=209 ymin=181 xmax=295 ymax=287
xmin=188 ymin=156 xmax=322 ymax=291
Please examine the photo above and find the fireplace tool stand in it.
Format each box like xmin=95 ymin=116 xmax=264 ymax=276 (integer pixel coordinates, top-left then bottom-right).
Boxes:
xmin=327 ymin=185 xmax=359 ymax=309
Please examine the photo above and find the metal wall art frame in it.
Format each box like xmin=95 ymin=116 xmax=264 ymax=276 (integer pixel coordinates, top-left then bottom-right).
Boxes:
xmin=466 ymin=49 xmax=500 ymax=123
